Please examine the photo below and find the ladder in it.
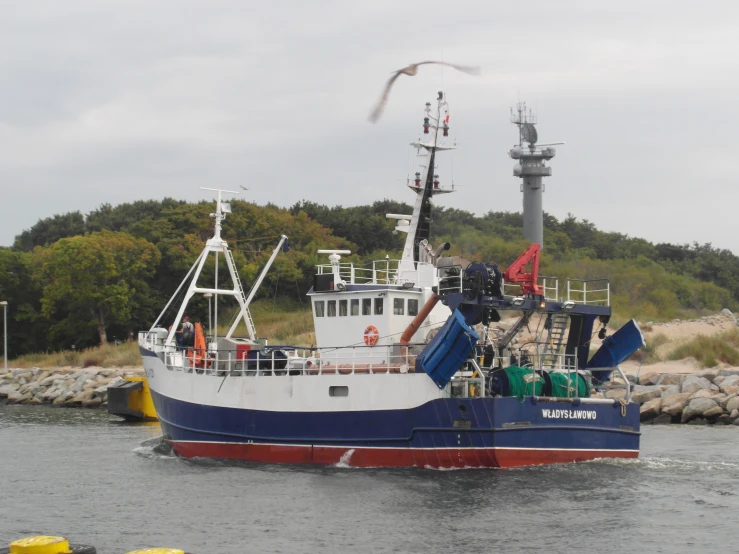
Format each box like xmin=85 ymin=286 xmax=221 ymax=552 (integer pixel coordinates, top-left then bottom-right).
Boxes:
xmin=226 ymin=248 xmax=256 ymax=338
xmin=541 ymin=313 xmax=569 ymax=368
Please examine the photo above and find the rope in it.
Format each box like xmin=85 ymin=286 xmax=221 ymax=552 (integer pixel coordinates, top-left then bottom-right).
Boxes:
xmin=229 ymin=234 xmax=283 ymax=244
xmin=634 ymin=348 xmax=646 ymax=387
xmin=617 ymin=398 xmax=628 ymax=417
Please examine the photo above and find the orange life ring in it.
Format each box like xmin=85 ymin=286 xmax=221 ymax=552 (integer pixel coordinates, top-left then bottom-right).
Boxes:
xmin=364 ymin=325 xmax=379 ymax=347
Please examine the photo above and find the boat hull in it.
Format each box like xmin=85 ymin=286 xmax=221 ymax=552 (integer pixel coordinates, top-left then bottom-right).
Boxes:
xmin=150 ymin=388 xmax=640 ymax=469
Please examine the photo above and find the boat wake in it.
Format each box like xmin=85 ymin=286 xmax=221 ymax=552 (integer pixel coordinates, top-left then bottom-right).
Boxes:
xmin=588 ymin=456 xmax=739 ymax=473
xmin=333 ymin=449 xmax=356 ymax=468
xmin=133 ymin=436 xmax=176 ymax=460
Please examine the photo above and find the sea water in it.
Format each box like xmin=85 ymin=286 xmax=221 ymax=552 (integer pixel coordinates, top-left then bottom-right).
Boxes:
xmin=1 ymin=405 xmax=738 ymax=554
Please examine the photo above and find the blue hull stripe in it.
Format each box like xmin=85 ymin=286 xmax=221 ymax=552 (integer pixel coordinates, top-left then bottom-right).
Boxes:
xmin=151 ymin=390 xmax=640 ymax=452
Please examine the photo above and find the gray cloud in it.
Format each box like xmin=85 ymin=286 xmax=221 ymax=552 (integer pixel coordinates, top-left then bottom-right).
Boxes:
xmin=1 ymin=0 xmax=737 ymax=252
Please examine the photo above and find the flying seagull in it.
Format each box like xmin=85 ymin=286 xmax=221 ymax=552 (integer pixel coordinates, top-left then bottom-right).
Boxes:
xmin=368 ymin=61 xmax=480 ymax=123
xmin=239 ymin=185 xmax=249 ymax=191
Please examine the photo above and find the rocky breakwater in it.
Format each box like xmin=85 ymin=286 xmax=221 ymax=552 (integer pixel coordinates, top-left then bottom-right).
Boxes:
xmin=0 ymin=366 xmax=144 ymax=408
xmin=624 ymin=368 xmax=739 ymax=425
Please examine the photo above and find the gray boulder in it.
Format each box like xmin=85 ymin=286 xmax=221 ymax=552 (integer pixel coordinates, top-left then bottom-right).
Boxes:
xmin=650 ymin=413 xmax=673 ymax=424
xmin=661 ymin=393 xmax=693 ymax=416
xmin=638 ymin=373 xmax=661 ymax=386
xmin=70 ymin=390 xmax=95 ymax=405
xmin=730 ymin=409 xmax=739 ymax=420
xmin=696 ymin=369 xmax=720 ymax=383
xmin=7 ymin=391 xmax=31 ymax=404
xmin=703 ymin=405 xmax=725 ymax=418
xmin=690 ymin=389 xmax=726 ymax=402
xmin=718 ymin=368 xmax=739 ymax=377
xmin=0 ymin=384 xmax=19 ymax=397
xmin=660 ymin=385 xmax=680 ymax=398
xmin=719 ymin=375 xmax=739 ymax=392
xmin=681 ymin=376 xmax=713 ymax=395
xmin=640 ymin=398 xmax=662 ymax=421
xmin=81 ymin=397 xmax=103 ymax=408
xmin=721 ymin=308 xmax=733 ymax=316
xmin=725 ymin=396 xmax=739 ymax=414
xmin=631 ymin=385 xmax=663 ymax=404
xmin=656 ymin=374 xmax=687 ymax=387
xmin=682 ymin=398 xmax=720 ymax=423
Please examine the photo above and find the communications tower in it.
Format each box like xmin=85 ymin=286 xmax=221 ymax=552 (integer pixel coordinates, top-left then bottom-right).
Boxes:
xmin=509 ymin=102 xmax=562 ymax=248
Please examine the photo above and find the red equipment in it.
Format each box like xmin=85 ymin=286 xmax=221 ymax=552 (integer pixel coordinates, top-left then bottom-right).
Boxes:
xmin=503 ymin=243 xmax=543 ymax=296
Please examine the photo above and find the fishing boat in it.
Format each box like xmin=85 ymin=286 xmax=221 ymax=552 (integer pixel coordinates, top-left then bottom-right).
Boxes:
xmin=138 ymin=91 xmax=645 ymax=468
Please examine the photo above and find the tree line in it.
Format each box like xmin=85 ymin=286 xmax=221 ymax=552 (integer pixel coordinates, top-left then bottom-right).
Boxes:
xmin=0 ymin=197 xmax=736 ymax=357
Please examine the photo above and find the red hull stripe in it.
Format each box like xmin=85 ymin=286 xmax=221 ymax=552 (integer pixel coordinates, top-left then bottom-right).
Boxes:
xmin=169 ymin=441 xmax=638 ymax=468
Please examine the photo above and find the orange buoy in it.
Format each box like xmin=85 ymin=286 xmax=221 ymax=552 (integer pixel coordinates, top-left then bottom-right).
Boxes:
xmin=363 ymin=325 xmax=379 ymax=347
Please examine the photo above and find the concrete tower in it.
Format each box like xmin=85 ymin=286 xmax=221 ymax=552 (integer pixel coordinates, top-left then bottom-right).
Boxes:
xmin=509 ymin=103 xmax=561 ymax=247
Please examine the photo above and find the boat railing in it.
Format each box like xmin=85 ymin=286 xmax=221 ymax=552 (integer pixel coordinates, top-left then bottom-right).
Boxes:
xmin=436 ymin=265 xmax=463 ymax=295
xmin=566 ymin=278 xmax=610 ymax=306
xmin=315 ymin=259 xmax=431 ymax=287
xmin=140 ymin=332 xmax=426 ymax=376
xmin=447 ymin=358 xmax=485 ymax=399
xmin=502 ymin=275 xmax=559 ymax=301
xmin=480 ymin=350 xmax=578 ymax=373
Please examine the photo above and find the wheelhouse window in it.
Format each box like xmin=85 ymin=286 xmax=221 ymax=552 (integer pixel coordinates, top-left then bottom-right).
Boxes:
xmin=393 ymin=298 xmax=404 ymax=315
xmin=350 ymin=299 xmax=359 ymax=316
xmin=362 ymin=298 xmax=371 ymax=315
xmin=314 ymin=301 xmax=325 ymax=317
xmin=339 ymin=299 xmax=348 ymax=316
xmin=408 ymin=299 xmax=419 ymax=316
xmin=327 ymin=300 xmax=336 ymax=317
xmin=374 ymin=298 xmax=384 ymax=315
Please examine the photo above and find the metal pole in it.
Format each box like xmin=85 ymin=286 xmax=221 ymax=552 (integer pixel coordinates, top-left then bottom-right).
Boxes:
xmin=0 ymin=302 xmax=7 ymax=372
xmin=204 ymin=293 xmax=213 ymax=337
xmin=215 ymin=251 xmax=218 ymax=346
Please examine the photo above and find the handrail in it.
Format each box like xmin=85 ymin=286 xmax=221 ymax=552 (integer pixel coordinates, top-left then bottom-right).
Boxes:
xmin=566 ymin=278 xmax=610 ymax=306
xmin=315 ymin=259 xmax=433 ymax=286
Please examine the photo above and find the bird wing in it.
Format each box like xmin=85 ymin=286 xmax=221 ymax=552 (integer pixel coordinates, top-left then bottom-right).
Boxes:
xmin=368 ymin=70 xmax=403 ymax=123
xmin=368 ymin=61 xmax=480 ymax=123
xmin=416 ymin=61 xmax=481 ymax=76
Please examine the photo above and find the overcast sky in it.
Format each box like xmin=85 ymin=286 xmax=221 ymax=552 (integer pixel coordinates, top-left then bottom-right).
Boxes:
xmin=1 ymin=0 xmax=738 ymax=253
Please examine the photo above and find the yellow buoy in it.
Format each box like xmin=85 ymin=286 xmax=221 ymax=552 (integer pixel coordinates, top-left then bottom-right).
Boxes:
xmin=107 ymin=376 xmax=158 ymax=421
xmin=126 ymin=550 xmax=185 ymax=554
xmin=9 ymin=536 xmax=70 ymax=554
xmin=125 ymin=376 xmax=158 ymax=421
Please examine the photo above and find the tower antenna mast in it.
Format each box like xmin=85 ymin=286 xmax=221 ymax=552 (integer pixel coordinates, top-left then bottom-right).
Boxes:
xmin=509 ymin=102 xmax=564 ymax=248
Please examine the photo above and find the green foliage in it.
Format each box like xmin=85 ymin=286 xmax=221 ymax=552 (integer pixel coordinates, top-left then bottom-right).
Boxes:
xmin=289 ymin=200 xmax=404 ymax=255
xmin=667 ymin=331 xmax=739 ymax=368
xmin=0 ymin=248 xmax=49 ymax=356
xmin=7 ymin=196 xmax=739 ymax=360
xmin=636 ymin=332 xmax=671 ymax=364
xmin=13 ymin=212 xmax=86 ymax=251
xmin=33 ymin=231 xmax=160 ymax=346
xmin=12 ymin=341 xmax=141 ymax=369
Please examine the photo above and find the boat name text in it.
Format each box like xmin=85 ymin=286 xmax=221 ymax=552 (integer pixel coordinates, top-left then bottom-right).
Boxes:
xmin=541 ymin=409 xmax=596 ymax=420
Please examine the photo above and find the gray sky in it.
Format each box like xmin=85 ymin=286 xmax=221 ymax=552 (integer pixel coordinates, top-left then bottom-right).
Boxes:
xmin=1 ymin=0 xmax=738 ymax=253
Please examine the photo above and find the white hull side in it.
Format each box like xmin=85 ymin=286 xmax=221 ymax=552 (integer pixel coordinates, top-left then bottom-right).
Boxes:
xmin=142 ymin=349 xmax=446 ymax=413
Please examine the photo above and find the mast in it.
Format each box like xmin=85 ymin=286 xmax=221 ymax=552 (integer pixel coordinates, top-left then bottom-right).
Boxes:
xmin=509 ymin=102 xmax=564 ymax=248
xmin=395 ymin=91 xmax=455 ymax=273
xmin=151 ymin=188 xmax=288 ymax=346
